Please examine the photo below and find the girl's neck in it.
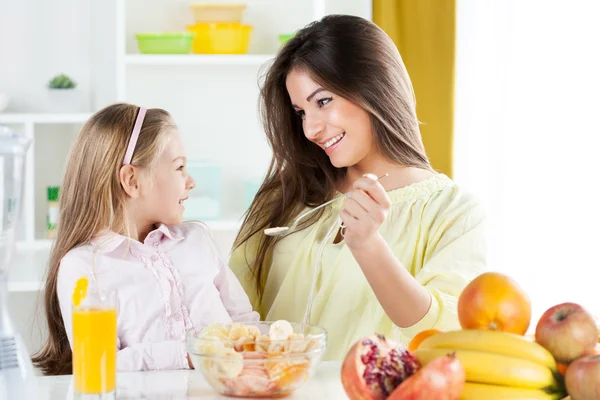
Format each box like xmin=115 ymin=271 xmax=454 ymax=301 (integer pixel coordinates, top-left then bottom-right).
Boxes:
xmin=134 ymin=223 xmax=155 ymax=243
xmin=126 ymin=213 xmax=155 ymax=243
xmin=125 ymin=200 xmax=156 ymax=243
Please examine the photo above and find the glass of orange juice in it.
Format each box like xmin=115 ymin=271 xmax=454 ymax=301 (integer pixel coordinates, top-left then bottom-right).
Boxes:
xmin=72 ymin=285 xmax=117 ymax=399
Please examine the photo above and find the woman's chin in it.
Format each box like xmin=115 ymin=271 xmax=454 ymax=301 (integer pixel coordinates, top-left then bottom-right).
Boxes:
xmin=329 ymin=155 xmax=353 ymax=169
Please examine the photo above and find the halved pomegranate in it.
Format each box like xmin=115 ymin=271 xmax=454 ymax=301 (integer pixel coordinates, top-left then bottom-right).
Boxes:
xmin=388 ymin=352 xmax=465 ymax=400
xmin=341 ymin=334 xmax=421 ymax=400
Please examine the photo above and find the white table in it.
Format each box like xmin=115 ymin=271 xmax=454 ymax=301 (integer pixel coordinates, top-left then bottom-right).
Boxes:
xmin=34 ymin=361 xmax=347 ymax=400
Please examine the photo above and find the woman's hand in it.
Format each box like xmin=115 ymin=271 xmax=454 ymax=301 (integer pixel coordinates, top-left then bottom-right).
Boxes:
xmin=340 ymin=174 xmax=392 ymax=250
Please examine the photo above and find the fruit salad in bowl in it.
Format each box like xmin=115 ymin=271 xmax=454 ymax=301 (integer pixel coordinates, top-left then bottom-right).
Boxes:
xmin=186 ymin=320 xmax=327 ymax=398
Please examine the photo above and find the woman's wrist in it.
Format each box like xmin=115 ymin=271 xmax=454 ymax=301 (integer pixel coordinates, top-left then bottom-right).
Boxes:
xmin=348 ymin=232 xmax=387 ymax=258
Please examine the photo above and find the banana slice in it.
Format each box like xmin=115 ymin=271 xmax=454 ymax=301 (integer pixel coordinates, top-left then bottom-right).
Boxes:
xmin=204 ymin=348 xmax=244 ymax=379
xmin=247 ymin=325 xmax=261 ymax=339
xmin=229 ymin=323 xmax=250 ymax=341
xmin=199 ymin=323 xmax=229 ymax=341
xmin=269 ymin=320 xmax=293 ymax=341
xmin=288 ymin=333 xmax=308 ymax=353
xmin=256 ymin=335 xmax=271 ymax=352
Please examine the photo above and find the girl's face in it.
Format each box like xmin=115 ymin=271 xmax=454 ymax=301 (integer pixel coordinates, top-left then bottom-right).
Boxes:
xmin=137 ymin=130 xmax=195 ymax=227
xmin=285 ymin=68 xmax=377 ymax=169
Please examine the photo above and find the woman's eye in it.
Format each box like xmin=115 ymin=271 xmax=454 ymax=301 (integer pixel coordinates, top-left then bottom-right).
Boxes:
xmin=317 ymin=97 xmax=332 ymax=107
xmin=294 ymin=109 xmax=306 ymax=117
xmin=177 ymin=165 xmax=185 ymax=171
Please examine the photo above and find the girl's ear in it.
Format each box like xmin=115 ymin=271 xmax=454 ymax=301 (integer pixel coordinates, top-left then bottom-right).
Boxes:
xmin=119 ymin=165 xmax=141 ymax=198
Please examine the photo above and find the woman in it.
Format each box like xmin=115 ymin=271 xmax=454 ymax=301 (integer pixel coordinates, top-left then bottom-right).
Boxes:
xmin=230 ymin=14 xmax=486 ymax=361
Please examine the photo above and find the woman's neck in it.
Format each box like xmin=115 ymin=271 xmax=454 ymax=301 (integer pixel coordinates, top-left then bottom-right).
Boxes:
xmin=342 ymin=160 xmax=435 ymax=193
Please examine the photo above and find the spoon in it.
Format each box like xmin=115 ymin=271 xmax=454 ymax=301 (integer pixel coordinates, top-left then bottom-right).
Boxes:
xmin=264 ymin=173 xmax=389 ymax=237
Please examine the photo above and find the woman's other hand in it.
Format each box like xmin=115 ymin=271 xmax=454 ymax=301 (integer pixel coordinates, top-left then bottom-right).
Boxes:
xmin=340 ymin=173 xmax=391 ymax=250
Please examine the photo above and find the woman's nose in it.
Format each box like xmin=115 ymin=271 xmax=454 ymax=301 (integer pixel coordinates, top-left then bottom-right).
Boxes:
xmin=303 ymin=114 xmax=324 ymax=141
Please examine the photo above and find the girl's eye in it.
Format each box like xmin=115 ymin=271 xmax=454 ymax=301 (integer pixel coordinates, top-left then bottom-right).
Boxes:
xmin=177 ymin=165 xmax=185 ymax=171
xmin=317 ymin=97 xmax=332 ymax=107
xmin=294 ymin=109 xmax=305 ymax=117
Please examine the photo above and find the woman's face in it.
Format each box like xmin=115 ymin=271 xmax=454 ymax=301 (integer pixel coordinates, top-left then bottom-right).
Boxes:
xmin=285 ymin=68 xmax=377 ymax=169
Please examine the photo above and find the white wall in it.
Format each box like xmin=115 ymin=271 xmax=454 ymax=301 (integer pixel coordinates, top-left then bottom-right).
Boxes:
xmin=0 ymin=0 xmax=93 ymax=113
xmin=454 ymin=0 xmax=600 ymax=327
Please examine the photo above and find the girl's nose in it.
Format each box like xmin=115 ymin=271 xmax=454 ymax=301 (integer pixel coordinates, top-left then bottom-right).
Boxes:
xmin=187 ymin=175 xmax=196 ymax=190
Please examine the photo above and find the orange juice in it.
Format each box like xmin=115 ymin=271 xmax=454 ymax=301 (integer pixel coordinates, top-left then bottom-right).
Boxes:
xmin=72 ymin=306 xmax=117 ymax=394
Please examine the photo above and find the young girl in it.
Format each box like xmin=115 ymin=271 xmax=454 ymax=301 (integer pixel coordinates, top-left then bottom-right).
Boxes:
xmin=32 ymin=103 xmax=259 ymax=375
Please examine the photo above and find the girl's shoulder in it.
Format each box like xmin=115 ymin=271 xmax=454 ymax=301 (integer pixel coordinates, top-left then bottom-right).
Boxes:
xmin=170 ymin=220 xmax=214 ymax=240
xmin=169 ymin=221 xmax=223 ymax=255
xmin=60 ymin=242 xmax=95 ymax=266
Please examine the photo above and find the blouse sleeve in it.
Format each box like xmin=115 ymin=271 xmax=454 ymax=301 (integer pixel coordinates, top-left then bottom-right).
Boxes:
xmin=401 ymin=201 xmax=487 ymax=338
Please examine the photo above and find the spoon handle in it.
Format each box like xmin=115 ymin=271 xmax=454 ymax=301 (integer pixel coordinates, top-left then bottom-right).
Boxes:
xmin=292 ymin=173 xmax=389 ymax=226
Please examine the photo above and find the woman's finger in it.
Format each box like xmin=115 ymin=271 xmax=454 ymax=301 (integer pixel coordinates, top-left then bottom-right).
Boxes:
xmin=348 ymin=189 xmax=378 ymax=214
xmin=344 ymin=197 xmax=370 ymax=221
xmin=352 ymin=176 xmax=392 ymax=210
xmin=340 ymin=209 xmax=358 ymax=226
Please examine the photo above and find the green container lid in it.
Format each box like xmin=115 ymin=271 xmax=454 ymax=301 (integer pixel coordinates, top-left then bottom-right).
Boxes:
xmin=278 ymin=33 xmax=295 ymax=46
xmin=47 ymin=186 xmax=60 ymax=201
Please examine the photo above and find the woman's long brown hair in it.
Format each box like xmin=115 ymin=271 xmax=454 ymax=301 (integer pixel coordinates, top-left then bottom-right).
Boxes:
xmin=233 ymin=15 xmax=432 ymax=301
xmin=31 ymin=103 xmax=175 ymax=375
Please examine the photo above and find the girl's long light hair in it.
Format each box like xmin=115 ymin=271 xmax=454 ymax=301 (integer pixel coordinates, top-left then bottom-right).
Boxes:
xmin=32 ymin=103 xmax=175 ymax=375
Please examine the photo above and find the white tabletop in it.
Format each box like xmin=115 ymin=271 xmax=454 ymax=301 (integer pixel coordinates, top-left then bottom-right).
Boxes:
xmin=34 ymin=361 xmax=347 ymax=400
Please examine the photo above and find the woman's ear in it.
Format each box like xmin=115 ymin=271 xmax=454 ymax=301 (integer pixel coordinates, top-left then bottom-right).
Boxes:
xmin=119 ymin=165 xmax=141 ymax=198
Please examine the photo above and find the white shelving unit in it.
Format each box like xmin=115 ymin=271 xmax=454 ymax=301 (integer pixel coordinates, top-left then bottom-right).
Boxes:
xmin=0 ymin=113 xmax=92 ymax=124
xmin=1 ymin=114 xmax=92 ymax=243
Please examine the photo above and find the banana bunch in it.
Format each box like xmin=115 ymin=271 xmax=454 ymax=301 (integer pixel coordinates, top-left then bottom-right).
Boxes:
xmin=414 ymin=330 xmax=567 ymax=400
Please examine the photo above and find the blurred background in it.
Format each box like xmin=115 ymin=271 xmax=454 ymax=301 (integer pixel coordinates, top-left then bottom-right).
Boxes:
xmin=1 ymin=0 xmax=599 ymax=359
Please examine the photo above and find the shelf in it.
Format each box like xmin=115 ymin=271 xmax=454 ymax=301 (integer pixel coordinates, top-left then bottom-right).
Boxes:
xmin=124 ymin=54 xmax=274 ymax=66
xmin=0 ymin=113 xmax=93 ymax=124
xmin=8 ymin=282 xmax=43 ymax=293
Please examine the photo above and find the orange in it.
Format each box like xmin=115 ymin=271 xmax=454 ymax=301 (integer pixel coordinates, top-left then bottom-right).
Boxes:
xmin=266 ymin=360 xmax=310 ymax=389
xmin=408 ymin=329 xmax=442 ymax=351
xmin=458 ymin=272 xmax=531 ymax=335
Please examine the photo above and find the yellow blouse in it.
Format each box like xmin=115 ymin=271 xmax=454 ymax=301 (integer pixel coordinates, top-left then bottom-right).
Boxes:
xmin=230 ymin=174 xmax=487 ymax=360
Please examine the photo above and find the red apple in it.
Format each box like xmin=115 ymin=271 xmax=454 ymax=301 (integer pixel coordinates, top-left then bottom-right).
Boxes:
xmin=535 ymin=302 xmax=598 ymax=364
xmin=565 ymin=354 xmax=600 ymax=400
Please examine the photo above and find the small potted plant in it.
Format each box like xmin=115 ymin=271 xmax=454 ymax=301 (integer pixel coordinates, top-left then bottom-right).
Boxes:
xmin=47 ymin=74 xmax=85 ymax=113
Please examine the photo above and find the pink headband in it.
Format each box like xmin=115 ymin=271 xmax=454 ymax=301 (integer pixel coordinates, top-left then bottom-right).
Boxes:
xmin=122 ymin=107 xmax=147 ymax=165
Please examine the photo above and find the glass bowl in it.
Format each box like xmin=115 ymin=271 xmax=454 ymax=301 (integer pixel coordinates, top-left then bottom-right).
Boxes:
xmin=186 ymin=321 xmax=327 ymax=398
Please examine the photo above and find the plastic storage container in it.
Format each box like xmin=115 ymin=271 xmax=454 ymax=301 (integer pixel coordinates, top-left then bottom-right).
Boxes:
xmin=135 ymin=33 xmax=195 ymax=54
xmin=189 ymin=3 xmax=247 ymax=23
xmin=47 ymin=186 xmax=59 ymax=239
xmin=183 ymin=161 xmax=222 ymax=221
xmin=187 ymin=23 xmax=252 ymax=54
xmin=278 ymin=33 xmax=295 ymax=47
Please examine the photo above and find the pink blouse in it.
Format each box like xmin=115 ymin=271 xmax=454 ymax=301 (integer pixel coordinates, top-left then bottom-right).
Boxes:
xmin=56 ymin=222 xmax=259 ymax=372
